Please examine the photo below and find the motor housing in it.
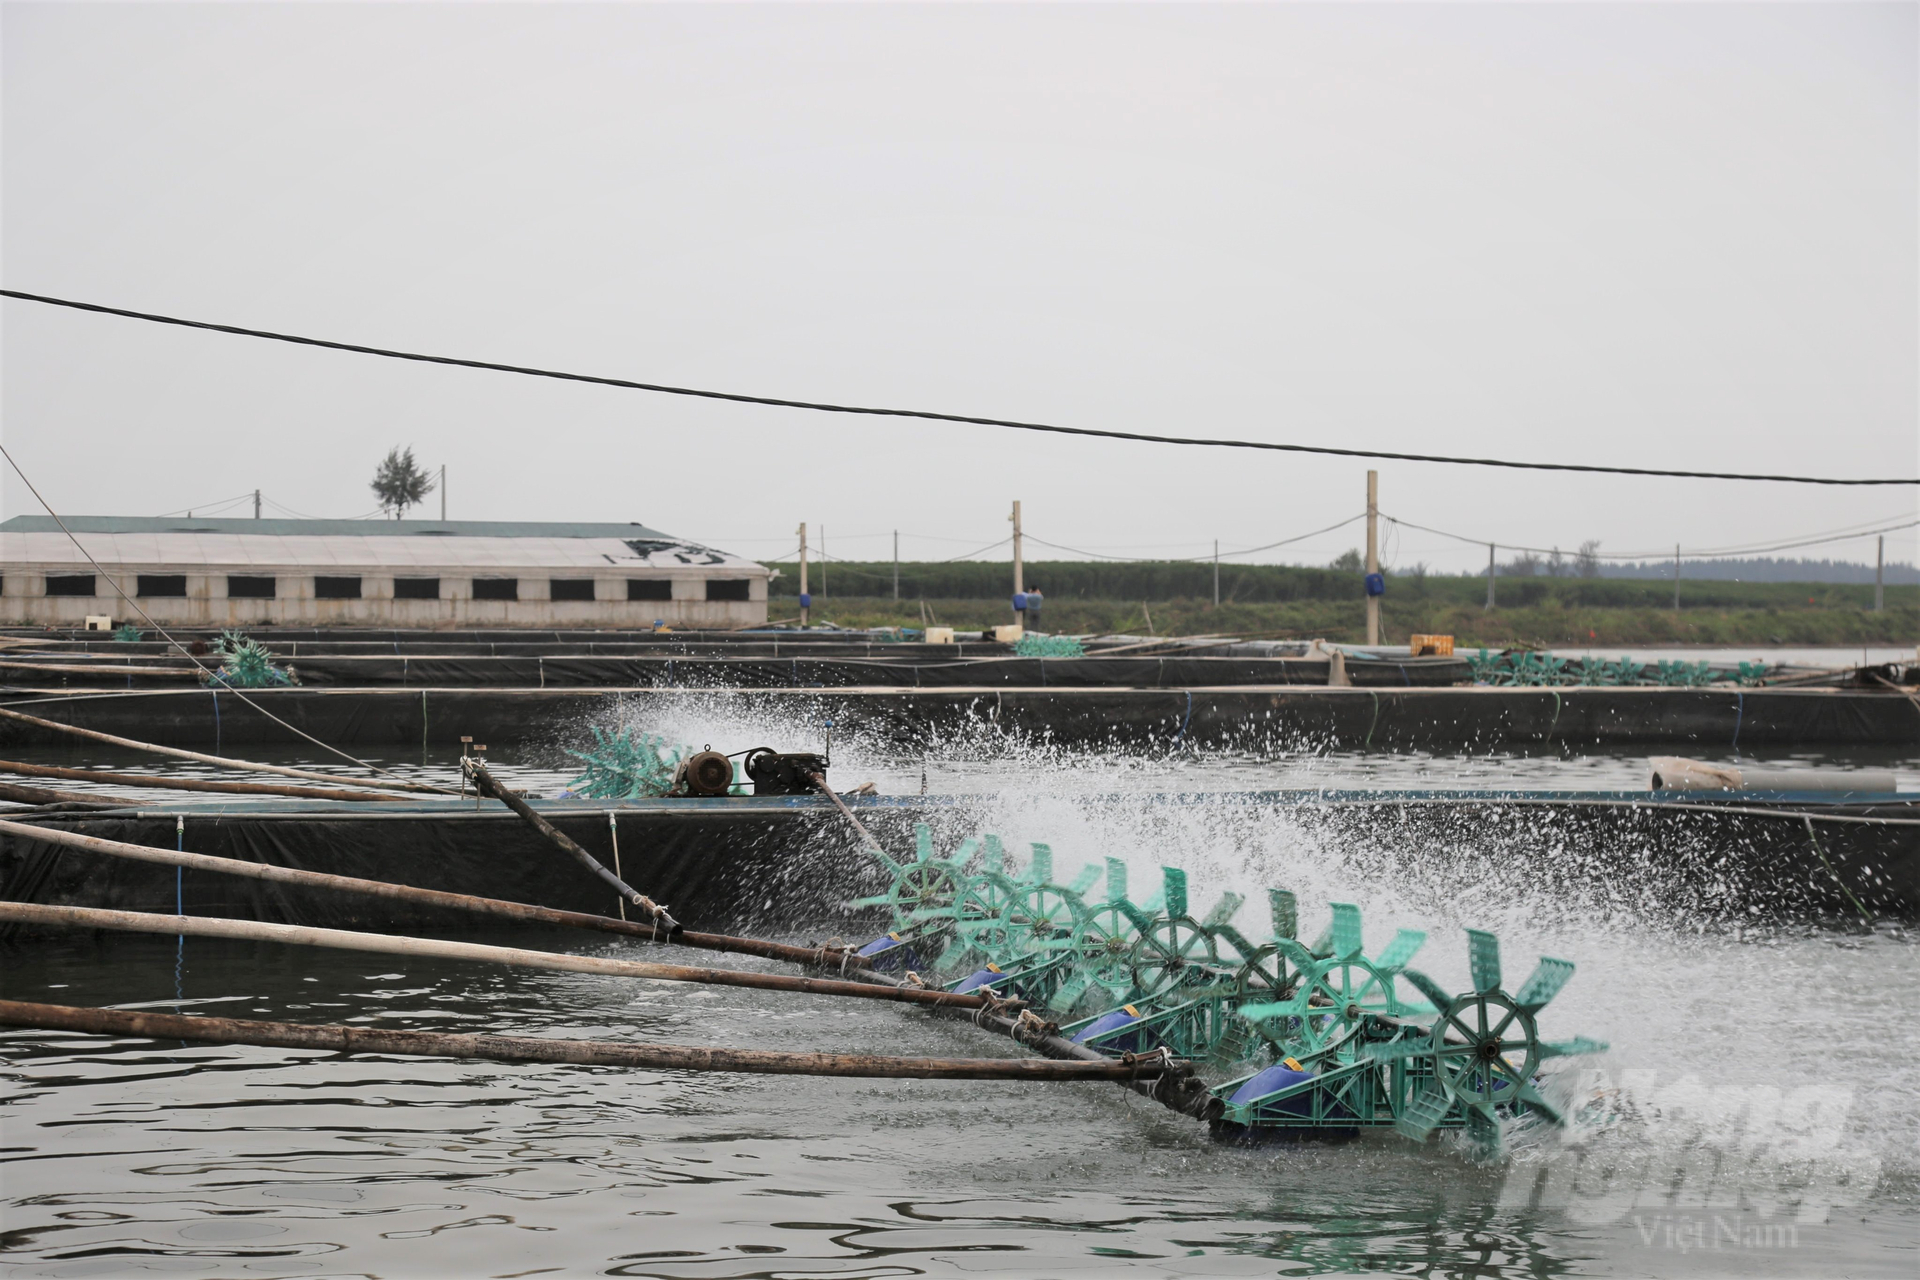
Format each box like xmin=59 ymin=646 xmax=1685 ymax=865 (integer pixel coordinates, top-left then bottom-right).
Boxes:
xmin=680 ymin=750 xmax=736 ymax=797
xmin=743 ymin=749 xmax=828 ymax=795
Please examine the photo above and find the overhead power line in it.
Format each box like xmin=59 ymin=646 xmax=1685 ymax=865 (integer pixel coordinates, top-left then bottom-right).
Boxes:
xmin=1023 ymin=512 xmax=1368 ymax=564
xmin=4 ymin=288 xmax=1913 ymax=487
xmin=1384 ymin=512 xmax=1920 ymax=562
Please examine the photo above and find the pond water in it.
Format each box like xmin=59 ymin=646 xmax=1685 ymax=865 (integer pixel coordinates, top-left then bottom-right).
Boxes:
xmin=3 ymin=707 xmax=1917 ymax=1276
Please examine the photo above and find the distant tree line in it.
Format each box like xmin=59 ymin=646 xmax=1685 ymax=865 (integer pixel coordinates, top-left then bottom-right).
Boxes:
xmin=768 ymin=557 xmax=1909 ymax=610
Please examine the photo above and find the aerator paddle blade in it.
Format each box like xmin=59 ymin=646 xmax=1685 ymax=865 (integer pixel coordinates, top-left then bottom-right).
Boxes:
xmin=1162 ymin=867 xmax=1188 ymax=920
xmin=1202 ymin=892 xmax=1245 ymax=928
xmin=1538 ymin=1036 xmax=1609 ymax=1060
xmin=1026 ymin=843 xmax=1053 ymax=886
xmin=1329 ymin=903 xmax=1363 ymax=960
xmin=1104 ymin=857 xmax=1128 ymax=903
xmin=1268 ymin=888 xmax=1298 ymax=941
xmin=1395 ymin=1084 xmax=1454 ymax=1142
xmin=1514 ymin=957 xmax=1574 ymax=1011
xmin=1375 ymin=928 xmax=1427 ymax=972
xmin=1067 ymin=865 xmax=1102 ymax=896
xmin=1401 ymin=968 xmax=1454 ymax=1013
xmin=1236 ymin=1000 xmax=1291 ymax=1022
xmin=1467 ymin=929 xmax=1503 ymax=994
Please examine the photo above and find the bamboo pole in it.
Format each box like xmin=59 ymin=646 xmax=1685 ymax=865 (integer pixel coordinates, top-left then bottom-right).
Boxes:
xmin=0 ymin=758 xmax=404 ymax=803
xmin=0 ymin=818 xmax=865 ymax=969
xmin=0 ymin=779 xmax=142 ymax=808
xmin=0 ymin=659 xmax=201 ymax=679
xmin=0 ymin=999 xmax=1163 ymax=1080
xmin=466 ymin=759 xmax=678 ymax=929
xmin=0 ymin=901 xmax=976 ymax=1009
xmin=0 ymin=705 xmax=449 ymax=794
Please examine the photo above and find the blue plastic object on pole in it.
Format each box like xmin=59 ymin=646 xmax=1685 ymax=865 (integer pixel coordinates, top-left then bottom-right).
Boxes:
xmin=799 ymin=592 xmax=812 ymax=609
xmin=1364 ymin=572 xmax=1386 ymax=597
xmin=1012 ymin=592 xmax=1029 ymax=612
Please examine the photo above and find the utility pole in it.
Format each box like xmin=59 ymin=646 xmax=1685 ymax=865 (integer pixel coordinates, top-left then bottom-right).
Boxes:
xmin=1011 ymin=500 xmax=1024 ymax=600
xmin=797 ymin=523 xmax=809 ymax=627
xmin=1213 ymin=539 xmax=1220 ymax=608
xmin=440 ymin=465 xmax=446 ymax=522
xmin=1486 ymin=543 xmax=1495 ymax=609
xmin=253 ymin=489 xmax=261 ymax=519
xmin=1876 ymin=535 xmax=1885 ymax=612
xmin=893 ymin=530 xmax=899 ymax=600
xmin=1672 ymin=544 xmax=1681 ymax=611
xmin=821 ymin=526 xmax=827 ymax=600
xmin=1364 ymin=470 xmax=1380 ymax=646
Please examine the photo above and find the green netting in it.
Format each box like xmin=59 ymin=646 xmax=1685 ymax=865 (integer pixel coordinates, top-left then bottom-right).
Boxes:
xmin=1012 ymin=634 xmax=1087 ymax=658
xmin=1468 ymin=648 xmax=1770 ymax=687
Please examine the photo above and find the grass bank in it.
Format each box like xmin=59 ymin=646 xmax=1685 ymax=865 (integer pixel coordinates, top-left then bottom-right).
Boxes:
xmin=772 ymin=561 xmax=1920 ymax=646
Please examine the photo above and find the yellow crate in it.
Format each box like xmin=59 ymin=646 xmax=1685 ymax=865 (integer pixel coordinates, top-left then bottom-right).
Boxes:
xmin=1409 ymin=633 xmax=1454 ymax=657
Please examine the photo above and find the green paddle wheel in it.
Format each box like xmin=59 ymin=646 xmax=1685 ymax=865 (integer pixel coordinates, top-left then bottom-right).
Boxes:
xmin=852 ymin=823 xmax=1605 ymax=1156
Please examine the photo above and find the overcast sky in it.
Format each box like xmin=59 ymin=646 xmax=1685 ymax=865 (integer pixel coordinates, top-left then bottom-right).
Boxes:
xmin=3 ymin=2 xmax=1915 ymax=575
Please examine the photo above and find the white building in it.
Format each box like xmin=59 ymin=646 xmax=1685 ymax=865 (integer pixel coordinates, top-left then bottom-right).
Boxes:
xmin=0 ymin=516 xmax=771 ymax=629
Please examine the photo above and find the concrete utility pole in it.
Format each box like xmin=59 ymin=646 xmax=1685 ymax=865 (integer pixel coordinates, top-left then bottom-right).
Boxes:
xmin=1486 ymin=543 xmax=1495 ymax=609
xmin=253 ymin=489 xmax=261 ymax=519
xmin=797 ymin=523 xmax=810 ymax=627
xmin=440 ymin=466 xmax=447 ymax=522
xmin=1213 ymin=539 xmax=1220 ymax=607
xmin=1011 ymin=500 xmax=1024 ymax=599
xmin=1876 ymin=535 xmax=1885 ymax=612
xmin=1364 ymin=470 xmax=1380 ymax=646
xmin=893 ymin=531 xmax=899 ymax=600
xmin=1673 ymin=544 xmax=1681 ymax=611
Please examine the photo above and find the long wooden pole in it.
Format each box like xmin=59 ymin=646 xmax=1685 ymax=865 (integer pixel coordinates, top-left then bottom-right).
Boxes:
xmin=0 ymin=817 xmax=863 ymax=970
xmin=0 ymin=704 xmax=448 ymax=793
xmin=0 ymin=901 xmax=983 ymax=1009
xmin=0 ymin=999 xmax=1163 ymax=1081
xmin=0 ymin=779 xmax=145 ymax=808
xmin=0 ymin=758 xmax=403 ymax=803
xmin=0 ymin=659 xmax=200 ymax=678
xmin=464 ymin=759 xmax=677 ymax=929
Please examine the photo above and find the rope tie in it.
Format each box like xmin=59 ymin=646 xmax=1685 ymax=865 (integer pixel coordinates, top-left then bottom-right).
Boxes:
xmin=1012 ymin=1008 xmax=1059 ymax=1046
xmin=1119 ymin=1046 xmax=1175 ymax=1075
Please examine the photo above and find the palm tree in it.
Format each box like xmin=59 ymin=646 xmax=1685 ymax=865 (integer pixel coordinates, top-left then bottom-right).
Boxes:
xmin=370 ymin=446 xmax=435 ymax=519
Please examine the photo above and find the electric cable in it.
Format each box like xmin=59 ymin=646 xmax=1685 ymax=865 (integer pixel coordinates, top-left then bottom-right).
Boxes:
xmin=1384 ymin=512 xmax=1920 ymax=563
xmin=4 ymin=288 xmax=1912 ymax=486
xmin=153 ymin=492 xmax=258 ymax=519
xmin=1023 ymin=513 xmax=1368 ymax=564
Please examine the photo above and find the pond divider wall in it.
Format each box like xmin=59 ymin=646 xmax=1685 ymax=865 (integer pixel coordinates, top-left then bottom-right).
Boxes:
xmin=0 ymin=685 xmax=1913 ymax=750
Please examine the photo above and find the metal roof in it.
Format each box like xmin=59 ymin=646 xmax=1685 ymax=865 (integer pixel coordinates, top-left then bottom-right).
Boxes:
xmin=0 ymin=515 xmax=683 ymax=539
xmin=0 ymin=516 xmax=766 ymax=574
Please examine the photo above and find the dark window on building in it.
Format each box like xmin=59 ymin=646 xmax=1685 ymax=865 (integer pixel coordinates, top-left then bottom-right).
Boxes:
xmin=393 ymin=577 xmax=440 ymax=600
xmin=705 ymin=579 xmax=752 ymax=602
xmin=45 ymin=574 xmax=95 ymax=597
xmin=627 ymin=579 xmax=672 ymax=601
xmin=227 ymin=576 xmax=276 ymax=599
xmin=550 ymin=579 xmax=596 ymax=602
xmin=473 ymin=578 xmax=518 ymax=601
xmin=315 ymin=576 xmax=362 ymax=600
xmin=136 ymin=574 xmax=188 ymax=598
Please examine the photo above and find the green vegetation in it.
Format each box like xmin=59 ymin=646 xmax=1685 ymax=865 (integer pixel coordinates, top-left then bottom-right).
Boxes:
xmin=773 ymin=559 xmax=1920 ymax=646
